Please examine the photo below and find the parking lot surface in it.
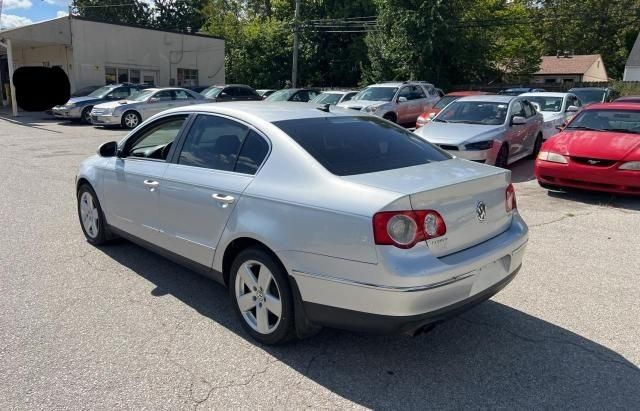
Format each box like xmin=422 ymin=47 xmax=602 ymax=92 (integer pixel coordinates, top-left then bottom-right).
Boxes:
xmin=1 ymin=111 xmax=639 ymax=409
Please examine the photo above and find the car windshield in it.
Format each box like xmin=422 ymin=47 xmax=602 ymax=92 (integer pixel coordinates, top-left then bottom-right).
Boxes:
xmin=311 ymin=93 xmax=342 ymax=105
xmin=435 ymin=101 xmax=508 ymax=125
xmin=353 ymin=87 xmax=398 ymax=102
xmin=273 ymin=116 xmax=451 ymax=176
xmin=571 ymin=89 xmax=605 ymax=105
xmin=433 ymin=96 xmax=459 ymax=109
xmin=88 ymin=86 xmax=117 ymax=98
xmin=131 ymin=89 xmax=155 ymax=102
xmin=201 ymin=87 xmax=223 ymax=98
xmin=566 ymin=109 xmax=640 ymax=134
xmin=265 ymin=89 xmax=296 ymax=101
xmin=525 ymin=96 xmax=564 ymax=112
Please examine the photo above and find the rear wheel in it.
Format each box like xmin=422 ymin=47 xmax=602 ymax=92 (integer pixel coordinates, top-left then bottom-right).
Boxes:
xmin=494 ymin=144 xmax=509 ymax=168
xmin=229 ymin=247 xmax=295 ymax=345
xmin=121 ymin=111 xmax=141 ymax=129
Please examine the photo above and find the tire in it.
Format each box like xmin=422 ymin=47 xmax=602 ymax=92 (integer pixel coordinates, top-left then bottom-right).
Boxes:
xmin=494 ymin=144 xmax=509 ymax=168
xmin=383 ymin=113 xmax=397 ymax=123
xmin=531 ymin=133 xmax=543 ymax=158
xmin=77 ymin=184 xmax=109 ymax=245
xmin=121 ymin=111 xmax=141 ymax=129
xmin=229 ymin=247 xmax=295 ymax=345
xmin=80 ymin=106 xmax=93 ymax=124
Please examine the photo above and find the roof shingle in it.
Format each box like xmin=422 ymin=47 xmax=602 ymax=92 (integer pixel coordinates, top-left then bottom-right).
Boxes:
xmin=535 ymin=54 xmax=601 ymax=75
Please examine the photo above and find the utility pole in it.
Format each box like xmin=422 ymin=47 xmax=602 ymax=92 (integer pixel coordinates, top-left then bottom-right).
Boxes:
xmin=291 ymin=0 xmax=301 ymax=88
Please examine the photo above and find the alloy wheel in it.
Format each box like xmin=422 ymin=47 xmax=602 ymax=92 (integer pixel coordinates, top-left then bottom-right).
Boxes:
xmin=79 ymin=191 xmax=99 ymax=239
xmin=124 ymin=113 xmax=139 ymax=128
xmin=234 ymin=260 xmax=282 ymax=334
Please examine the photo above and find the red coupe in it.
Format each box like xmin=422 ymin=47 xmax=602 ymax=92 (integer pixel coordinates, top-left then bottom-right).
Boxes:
xmin=535 ymin=103 xmax=640 ymax=195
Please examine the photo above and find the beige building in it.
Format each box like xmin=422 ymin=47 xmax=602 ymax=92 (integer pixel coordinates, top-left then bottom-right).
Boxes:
xmin=0 ymin=15 xmax=225 ymax=115
xmin=531 ymin=54 xmax=608 ymax=86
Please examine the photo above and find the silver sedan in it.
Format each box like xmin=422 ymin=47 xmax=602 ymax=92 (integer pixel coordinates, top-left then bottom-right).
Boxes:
xmin=414 ymin=95 xmax=544 ymax=167
xmin=90 ymin=87 xmax=205 ymax=129
xmin=76 ymin=102 xmax=528 ymax=344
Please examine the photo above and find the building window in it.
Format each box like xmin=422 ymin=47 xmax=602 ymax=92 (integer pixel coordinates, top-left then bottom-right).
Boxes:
xmin=117 ymin=68 xmax=129 ymax=83
xmin=105 ymin=67 xmax=117 ymax=84
xmin=130 ymin=69 xmax=140 ymax=84
xmin=544 ymin=78 xmax=556 ymax=84
xmin=177 ymin=68 xmax=198 ymax=87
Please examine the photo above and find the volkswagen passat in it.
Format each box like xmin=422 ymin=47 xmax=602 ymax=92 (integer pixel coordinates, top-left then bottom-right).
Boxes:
xmin=76 ymin=102 xmax=528 ymax=344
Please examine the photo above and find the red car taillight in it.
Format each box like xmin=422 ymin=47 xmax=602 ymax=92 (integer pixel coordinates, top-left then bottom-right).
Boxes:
xmin=506 ymin=183 xmax=517 ymax=212
xmin=373 ymin=210 xmax=446 ymax=249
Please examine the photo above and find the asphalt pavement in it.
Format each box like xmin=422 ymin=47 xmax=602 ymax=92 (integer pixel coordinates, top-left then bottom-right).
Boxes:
xmin=0 ymin=111 xmax=638 ymax=409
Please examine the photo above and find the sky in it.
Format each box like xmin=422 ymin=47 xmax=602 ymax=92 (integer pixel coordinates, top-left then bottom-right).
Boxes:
xmin=1 ymin=0 xmax=71 ymax=30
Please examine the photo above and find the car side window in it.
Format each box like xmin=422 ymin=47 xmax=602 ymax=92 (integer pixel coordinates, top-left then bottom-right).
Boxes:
xmin=151 ymin=90 xmax=173 ymax=102
xmin=291 ymin=91 xmax=309 ymax=102
xmin=108 ymin=87 xmax=129 ymax=99
xmin=224 ymin=87 xmax=238 ymax=97
xmin=410 ymin=85 xmax=426 ymax=100
xmin=126 ymin=116 xmax=188 ymax=160
xmin=511 ymin=101 xmax=525 ymax=118
xmin=177 ymin=115 xmax=249 ymax=171
xmin=235 ymin=130 xmax=270 ymax=175
xmin=343 ymin=92 xmax=357 ymax=102
xmin=523 ymin=101 xmax=535 ymax=117
xmin=398 ymin=87 xmax=411 ymax=101
xmin=173 ymin=90 xmax=194 ymax=100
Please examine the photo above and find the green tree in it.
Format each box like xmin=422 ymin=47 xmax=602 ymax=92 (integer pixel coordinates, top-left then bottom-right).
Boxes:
xmin=71 ymin=0 xmax=152 ymax=26
xmin=153 ymin=0 xmax=207 ymax=32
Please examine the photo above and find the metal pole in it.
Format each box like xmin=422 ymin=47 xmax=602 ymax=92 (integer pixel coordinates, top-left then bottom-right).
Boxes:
xmin=6 ymin=39 xmax=17 ymax=116
xmin=291 ymin=0 xmax=300 ymax=88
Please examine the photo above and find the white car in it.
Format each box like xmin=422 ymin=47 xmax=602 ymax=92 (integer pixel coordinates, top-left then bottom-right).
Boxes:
xmin=520 ymin=92 xmax=582 ymax=140
xmin=337 ymin=81 xmax=440 ymax=125
xmin=90 ymin=88 xmax=205 ymax=129
xmin=310 ymin=90 xmax=359 ymax=105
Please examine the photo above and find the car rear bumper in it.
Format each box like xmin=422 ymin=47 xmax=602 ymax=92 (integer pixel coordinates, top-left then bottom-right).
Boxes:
xmin=91 ymin=114 xmax=121 ymax=125
xmin=289 ymin=213 xmax=528 ymax=333
xmin=535 ymin=159 xmax=640 ymax=195
xmin=300 ymin=265 xmax=521 ymax=334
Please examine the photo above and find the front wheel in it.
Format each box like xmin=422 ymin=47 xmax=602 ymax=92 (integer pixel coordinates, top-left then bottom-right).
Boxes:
xmin=77 ymin=184 xmax=109 ymax=245
xmin=531 ymin=133 xmax=543 ymax=158
xmin=121 ymin=111 xmax=141 ymax=129
xmin=229 ymin=247 xmax=295 ymax=345
xmin=494 ymin=144 xmax=509 ymax=168
xmin=81 ymin=106 xmax=93 ymax=124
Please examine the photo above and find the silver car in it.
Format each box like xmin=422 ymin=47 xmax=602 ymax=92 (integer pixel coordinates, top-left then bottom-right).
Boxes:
xmin=338 ymin=81 xmax=440 ymax=125
xmin=76 ymin=102 xmax=528 ymax=344
xmin=414 ymin=95 xmax=544 ymax=167
xmin=90 ymin=88 xmax=205 ymax=129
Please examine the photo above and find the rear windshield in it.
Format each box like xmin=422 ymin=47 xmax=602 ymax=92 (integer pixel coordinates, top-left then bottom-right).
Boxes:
xmin=273 ymin=116 xmax=451 ymax=176
xmin=434 ymin=96 xmax=459 ymax=109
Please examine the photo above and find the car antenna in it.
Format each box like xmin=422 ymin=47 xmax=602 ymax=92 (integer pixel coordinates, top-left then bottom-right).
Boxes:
xmin=316 ymin=103 xmax=331 ymax=113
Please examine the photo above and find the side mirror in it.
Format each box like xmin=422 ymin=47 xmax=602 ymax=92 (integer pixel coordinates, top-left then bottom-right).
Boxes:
xmin=149 ymin=97 xmax=159 ymax=103
xmin=398 ymin=96 xmax=408 ymax=103
xmin=511 ymin=116 xmax=526 ymax=126
xmin=531 ymin=102 xmax=541 ymax=112
xmin=219 ymin=92 xmax=228 ymax=98
xmin=556 ymin=122 xmax=567 ymax=131
xmin=98 ymin=141 xmax=118 ymax=157
xmin=566 ymin=105 xmax=579 ymax=113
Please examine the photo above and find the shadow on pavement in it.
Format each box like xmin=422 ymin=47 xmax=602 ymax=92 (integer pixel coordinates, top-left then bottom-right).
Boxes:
xmin=547 ymin=188 xmax=640 ymax=211
xmin=509 ymin=159 xmax=536 ymax=183
xmin=98 ymin=241 xmax=640 ymax=409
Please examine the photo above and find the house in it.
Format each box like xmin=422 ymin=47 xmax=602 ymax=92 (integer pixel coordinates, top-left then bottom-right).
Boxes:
xmin=0 ymin=15 xmax=225 ymax=115
xmin=531 ymin=54 xmax=608 ymax=86
xmin=624 ymin=33 xmax=640 ymax=81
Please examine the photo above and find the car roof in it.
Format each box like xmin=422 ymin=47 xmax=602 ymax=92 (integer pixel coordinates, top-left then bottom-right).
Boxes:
xmin=446 ymin=91 xmax=490 ymax=96
xmin=168 ymin=101 xmax=367 ymax=122
xmin=569 ymin=87 xmax=607 ymax=91
xmin=320 ymin=90 xmax=358 ymax=95
xmin=368 ymin=82 xmax=430 ymax=88
xmin=583 ymin=102 xmax=640 ymax=111
xmin=455 ymin=95 xmax=515 ymax=103
xmin=520 ymin=92 xmax=569 ymax=98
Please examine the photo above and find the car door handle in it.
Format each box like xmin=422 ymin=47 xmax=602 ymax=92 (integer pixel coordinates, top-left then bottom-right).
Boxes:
xmin=143 ymin=180 xmax=159 ymax=191
xmin=212 ymin=193 xmax=235 ymax=204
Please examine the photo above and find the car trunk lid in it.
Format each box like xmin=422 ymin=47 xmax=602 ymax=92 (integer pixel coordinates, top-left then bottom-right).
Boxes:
xmin=342 ymin=159 xmax=513 ymax=257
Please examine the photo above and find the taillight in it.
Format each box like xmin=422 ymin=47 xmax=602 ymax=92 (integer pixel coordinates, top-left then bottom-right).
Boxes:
xmin=506 ymin=184 xmax=517 ymax=212
xmin=373 ymin=210 xmax=446 ymax=249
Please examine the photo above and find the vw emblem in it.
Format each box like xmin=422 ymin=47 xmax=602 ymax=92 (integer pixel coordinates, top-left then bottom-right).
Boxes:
xmin=476 ymin=201 xmax=487 ymax=222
